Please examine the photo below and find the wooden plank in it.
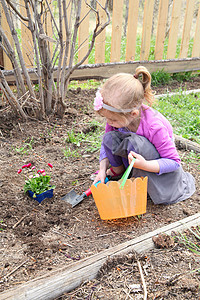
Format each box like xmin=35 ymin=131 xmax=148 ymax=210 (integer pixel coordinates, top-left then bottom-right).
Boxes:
xmin=180 ymin=0 xmax=195 ymax=58
xmin=20 ymin=1 xmax=34 ymax=68
xmin=0 ymin=3 xmax=13 ymax=70
xmin=110 ymin=0 xmax=123 ymax=62
xmin=140 ymin=0 xmax=155 ymax=60
xmin=125 ymin=0 xmax=139 ymax=62
xmin=1 ymin=213 xmax=200 ymax=300
xmin=3 ymin=58 xmax=200 ymax=83
xmin=64 ymin=0 xmax=72 ymax=65
xmin=155 ymin=0 xmax=169 ymax=60
xmin=78 ymin=1 xmax=89 ymax=63
xmin=95 ymin=0 xmax=107 ymax=64
xmin=167 ymin=0 xmax=182 ymax=59
xmin=45 ymin=1 xmax=53 ymax=56
xmin=174 ymin=134 xmax=200 ymax=153
xmin=192 ymin=3 xmax=200 ymax=57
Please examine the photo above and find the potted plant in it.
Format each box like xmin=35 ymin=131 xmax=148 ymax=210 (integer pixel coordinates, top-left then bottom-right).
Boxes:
xmin=17 ymin=163 xmax=55 ymax=203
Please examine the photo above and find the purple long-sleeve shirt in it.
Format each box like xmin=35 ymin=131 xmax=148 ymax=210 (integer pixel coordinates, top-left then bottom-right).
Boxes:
xmin=100 ymin=104 xmax=181 ymax=175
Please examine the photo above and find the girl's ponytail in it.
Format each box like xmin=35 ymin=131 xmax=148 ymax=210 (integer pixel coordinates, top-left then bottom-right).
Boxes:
xmin=134 ymin=66 xmax=155 ymax=106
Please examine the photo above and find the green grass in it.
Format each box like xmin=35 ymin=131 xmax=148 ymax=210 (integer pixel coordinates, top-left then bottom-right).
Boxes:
xmin=68 ymin=79 xmax=102 ymax=90
xmin=154 ymin=91 xmax=200 ymax=144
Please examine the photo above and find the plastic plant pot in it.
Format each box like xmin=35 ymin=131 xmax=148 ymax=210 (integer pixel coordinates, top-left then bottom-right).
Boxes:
xmin=28 ymin=188 xmax=54 ymax=203
xmin=91 ymin=177 xmax=148 ymax=220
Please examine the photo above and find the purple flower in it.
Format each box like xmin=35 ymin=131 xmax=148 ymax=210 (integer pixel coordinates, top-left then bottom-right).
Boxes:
xmin=94 ymin=90 xmax=103 ymax=111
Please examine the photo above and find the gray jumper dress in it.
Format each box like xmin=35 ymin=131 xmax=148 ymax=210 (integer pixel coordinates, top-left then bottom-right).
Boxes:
xmin=102 ymin=131 xmax=196 ymax=205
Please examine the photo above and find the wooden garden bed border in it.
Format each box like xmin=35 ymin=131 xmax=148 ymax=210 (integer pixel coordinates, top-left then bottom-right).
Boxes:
xmin=1 ymin=213 xmax=200 ymax=300
xmin=3 ymin=57 xmax=200 ymax=84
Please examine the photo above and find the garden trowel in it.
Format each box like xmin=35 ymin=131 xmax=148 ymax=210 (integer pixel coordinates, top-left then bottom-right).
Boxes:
xmin=61 ymin=177 xmax=109 ymax=207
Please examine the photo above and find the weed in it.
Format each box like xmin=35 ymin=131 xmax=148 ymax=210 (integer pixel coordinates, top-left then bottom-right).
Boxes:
xmin=151 ymin=69 xmax=171 ymax=86
xmin=64 ymin=120 xmax=103 ymax=157
xmin=12 ymin=137 xmax=34 ymax=155
xmin=0 ymin=219 xmax=4 ymax=231
xmin=71 ymin=179 xmax=79 ymax=186
xmin=63 ymin=147 xmax=80 ymax=159
xmin=175 ymin=226 xmax=200 ymax=256
xmin=172 ymin=72 xmax=193 ymax=82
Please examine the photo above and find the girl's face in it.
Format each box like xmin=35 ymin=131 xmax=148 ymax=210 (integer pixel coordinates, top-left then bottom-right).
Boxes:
xmin=102 ymin=110 xmax=130 ymax=128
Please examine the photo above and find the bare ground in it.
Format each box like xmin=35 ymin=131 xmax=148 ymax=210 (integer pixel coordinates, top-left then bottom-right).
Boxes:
xmin=0 ymin=76 xmax=200 ymax=299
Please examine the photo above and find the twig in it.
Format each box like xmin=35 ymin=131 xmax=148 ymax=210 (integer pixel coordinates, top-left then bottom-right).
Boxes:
xmin=123 ymin=288 xmax=134 ymax=299
xmin=51 ymin=230 xmax=74 ymax=247
xmin=4 ymin=260 xmax=28 ymax=279
xmin=12 ymin=215 xmax=28 ymax=229
xmin=137 ymin=260 xmax=147 ymax=300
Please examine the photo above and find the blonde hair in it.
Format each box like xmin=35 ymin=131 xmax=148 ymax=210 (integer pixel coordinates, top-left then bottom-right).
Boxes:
xmin=100 ymin=66 xmax=154 ymax=113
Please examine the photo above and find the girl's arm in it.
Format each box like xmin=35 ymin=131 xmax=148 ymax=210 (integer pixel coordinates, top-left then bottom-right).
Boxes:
xmin=128 ymin=151 xmax=180 ymax=174
xmin=93 ymin=157 xmax=110 ymax=184
xmin=128 ymin=151 xmax=160 ymax=173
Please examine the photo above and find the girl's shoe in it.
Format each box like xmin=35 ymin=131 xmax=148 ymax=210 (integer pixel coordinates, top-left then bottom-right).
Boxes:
xmin=90 ymin=167 xmax=124 ymax=181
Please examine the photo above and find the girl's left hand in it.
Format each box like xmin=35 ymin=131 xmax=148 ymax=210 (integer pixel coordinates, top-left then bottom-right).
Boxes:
xmin=128 ymin=151 xmax=160 ymax=173
xmin=128 ymin=151 xmax=147 ymax=170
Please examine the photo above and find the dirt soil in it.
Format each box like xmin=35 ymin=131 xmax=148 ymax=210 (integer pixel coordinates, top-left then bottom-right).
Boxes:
xmin=0 ymin=76 xmax=200 ymax=299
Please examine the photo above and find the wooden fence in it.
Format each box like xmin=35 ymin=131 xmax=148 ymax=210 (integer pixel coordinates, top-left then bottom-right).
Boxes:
xmin=1 ymin=0 xmax=200 ymax=72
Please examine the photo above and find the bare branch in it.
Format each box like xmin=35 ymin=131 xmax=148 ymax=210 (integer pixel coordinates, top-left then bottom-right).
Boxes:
xmin=64 ymin=0 xmax=110 ymax=84
xmin=5 ymin=0 xmax=29 ymax=21
xmin=0 ymin=70 xmax=27 ymax=119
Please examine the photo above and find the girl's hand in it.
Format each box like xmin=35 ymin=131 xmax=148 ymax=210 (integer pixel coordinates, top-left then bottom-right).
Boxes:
xmin=128 ymin=151 xmax=160 ymax=173
xmin=93 ymin=169 xmax=106 ymax=184
xmin=128 ymin=151 xmax=147 ymax=170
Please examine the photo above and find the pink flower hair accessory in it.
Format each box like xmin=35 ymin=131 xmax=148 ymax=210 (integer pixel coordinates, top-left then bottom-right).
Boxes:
xmin=93 ymin=89 xmax=136 ymax=113
xmin=94 ymin=90 xmax=104 ymax=111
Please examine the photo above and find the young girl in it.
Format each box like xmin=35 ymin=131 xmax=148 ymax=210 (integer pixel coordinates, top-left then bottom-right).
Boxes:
xmin=93 ymin=66 xmax=195 ymax=205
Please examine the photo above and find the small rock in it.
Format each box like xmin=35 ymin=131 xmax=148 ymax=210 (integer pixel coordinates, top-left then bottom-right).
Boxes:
xmin=183 ymin=208 xmax=192 ymax=216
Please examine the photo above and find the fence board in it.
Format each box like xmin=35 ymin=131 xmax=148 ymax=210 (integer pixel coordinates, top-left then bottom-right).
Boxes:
xmin=125 ymin=0 xmax=139 ymax=61
xmin=45 ymin=1 xmax=53 ymax=56
xmin=1 ymin=0 xmax=200 ymax=72
xmin=20 ymin=2 xmax=34 ymax=68
xmin=110 ymin=0 xmax=123 ymax=62
xmin=0 ymin=4 xmax=13 ymax=70
xmin=192 ymin=2 xmax=200 ymax=57
xmin=65 ymin=1 xmax=73 ymax=65
xmin=155 ymin=0 xmax=169 ymax=60
xmin=78 ymin=1 xmax=89 ymax=63
xmin=95 ymin=0 xmax=106 ymax=64
xmin=140 ymin=0 xmax=155 ymax=60
xmin=180 ymin=0 xmax=195 ymax=58
xmin=167 ymin=0 xmax=182 ymax=59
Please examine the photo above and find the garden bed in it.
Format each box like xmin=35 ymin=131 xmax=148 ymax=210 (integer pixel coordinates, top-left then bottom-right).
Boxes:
xmin=0 ymin=76 xmax=200 ymax=298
